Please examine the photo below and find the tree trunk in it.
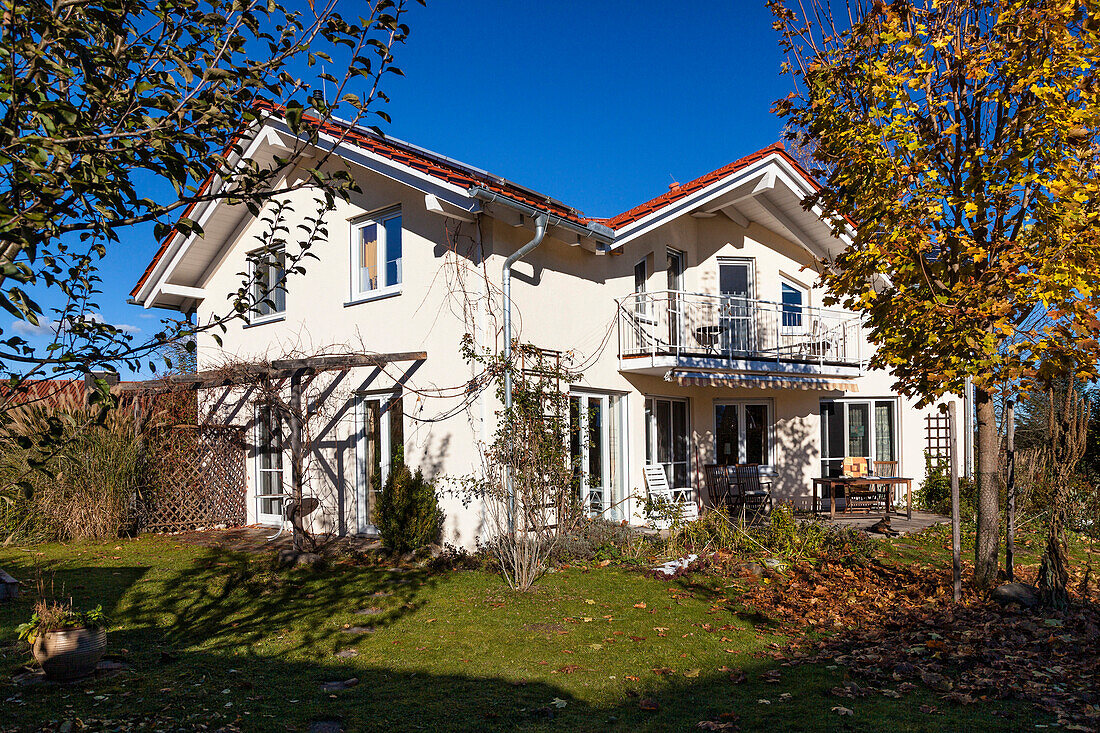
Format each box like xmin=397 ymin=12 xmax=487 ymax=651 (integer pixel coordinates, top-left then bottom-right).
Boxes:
xmin=973 ymin=386 xmax=1002 ymax=589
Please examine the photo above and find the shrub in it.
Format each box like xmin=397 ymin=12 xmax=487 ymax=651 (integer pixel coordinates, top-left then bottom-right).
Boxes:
xmin=669 ymin=504 xmax=877 ymax=565
xmin=915 ymin=455 xmax=976 ymax=518
xmin=0 ymin=396 xmax=143 ymax=542
xmin=550 ymin=518 xmax=652 ymax=564
xmin=373 ymin=461 xmax=444 ymax=553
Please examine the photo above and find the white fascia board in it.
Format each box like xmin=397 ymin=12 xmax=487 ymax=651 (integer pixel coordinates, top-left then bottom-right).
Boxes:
xmin=264 ymin=119 xmax=479 ymax=215
xmin=136 ymin=123 xmax=277 ymax=307
xmin=610 ymin=154 xmax=789 ymax=248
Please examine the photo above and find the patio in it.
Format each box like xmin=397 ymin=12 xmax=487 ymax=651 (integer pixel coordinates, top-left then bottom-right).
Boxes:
xmin=818 ymin=510 xmax=949 ymax=536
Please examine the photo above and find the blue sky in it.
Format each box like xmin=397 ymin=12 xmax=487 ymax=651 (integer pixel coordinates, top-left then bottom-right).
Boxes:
xmin=29 ymin=1 xmax=791 ymax=375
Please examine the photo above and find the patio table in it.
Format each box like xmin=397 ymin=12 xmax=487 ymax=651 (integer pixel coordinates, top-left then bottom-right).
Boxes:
xmin=812 ymin=476 xmax=913 ymax=521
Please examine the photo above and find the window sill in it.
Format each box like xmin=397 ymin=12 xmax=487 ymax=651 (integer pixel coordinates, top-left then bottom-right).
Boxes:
xmin=345 ymin=286 xmax=402 ymax=307
xmin=243 ymin=314 xmax=286 ymax=329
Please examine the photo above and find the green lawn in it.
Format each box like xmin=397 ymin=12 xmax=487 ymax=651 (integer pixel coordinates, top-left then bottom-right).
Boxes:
xmin=0 ymin=534 xmax=1058 ymax=732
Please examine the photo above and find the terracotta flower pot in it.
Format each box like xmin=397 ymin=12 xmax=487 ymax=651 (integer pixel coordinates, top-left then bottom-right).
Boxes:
xmin=32 ymin=627 xmax=107 ymax=680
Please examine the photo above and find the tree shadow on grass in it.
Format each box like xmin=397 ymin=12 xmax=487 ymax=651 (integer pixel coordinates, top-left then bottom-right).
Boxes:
xmin=2 ymin=645 xmax=1047 ymax=733
xmin=119 ymin=547 xmax=437 ymax=659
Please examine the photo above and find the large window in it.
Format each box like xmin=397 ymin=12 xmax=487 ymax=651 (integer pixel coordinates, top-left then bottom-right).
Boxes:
xmin=820 ymin=399 xmax=898 ymax=478
xmin=248 ymin=247 xmax=286 ymax=319
xmin=255 ymin=405 xmax=285 ymax=524
xmin=645 ymin=396 xmax=689 ymax=488
xmin=714 ymin=400 xmax=771 ymax=467
xmin=351 ymin=208 xmax=402 ymax=300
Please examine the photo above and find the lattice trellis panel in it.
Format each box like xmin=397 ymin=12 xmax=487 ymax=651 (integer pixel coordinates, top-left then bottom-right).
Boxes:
xmin=139 ymin=424 xmax=246 ymax=532
xmin=924 ymin=413 xmax=952 ymax=466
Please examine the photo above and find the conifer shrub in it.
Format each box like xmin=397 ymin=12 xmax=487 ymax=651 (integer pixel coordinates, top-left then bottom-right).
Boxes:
xmin=373 ymin=461 xmax=444 ymax=554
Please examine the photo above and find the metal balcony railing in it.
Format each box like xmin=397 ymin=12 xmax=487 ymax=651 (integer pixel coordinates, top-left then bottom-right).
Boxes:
xmin=617 ymin=290 xmax=863 ymax=368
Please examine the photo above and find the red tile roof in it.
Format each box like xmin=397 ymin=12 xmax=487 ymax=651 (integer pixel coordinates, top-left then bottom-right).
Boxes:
xmin=593 ymin=142 xmax=820 ymax=230
xmin=132 ymin=103 xmax=824 ymax=298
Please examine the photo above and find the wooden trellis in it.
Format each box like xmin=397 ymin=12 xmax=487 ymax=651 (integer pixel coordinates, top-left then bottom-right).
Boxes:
xmin=925 ymin=412 xmax=952 ymax=466
xmin=138 ymin=424 xmax=247 ymax=532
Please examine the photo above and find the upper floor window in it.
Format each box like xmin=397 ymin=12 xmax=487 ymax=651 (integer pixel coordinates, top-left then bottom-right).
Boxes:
xmin=781 ymin=281 xmax=806 ymax=330
xmin=248 ymin=246 xmax=286 ymax=319
xmin=352 ymin=208 xmax=402 ymax=300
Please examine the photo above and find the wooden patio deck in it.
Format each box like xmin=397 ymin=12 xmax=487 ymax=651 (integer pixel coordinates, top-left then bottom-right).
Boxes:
xmin=818 ymin=510 xmax=949 ymax=536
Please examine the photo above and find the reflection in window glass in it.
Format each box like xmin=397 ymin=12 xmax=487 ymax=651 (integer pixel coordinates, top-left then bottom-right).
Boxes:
xmin=745 ymin=404 xmax=767 ymax=464
xmin=359 ymin=223 xmax=379 ymax=292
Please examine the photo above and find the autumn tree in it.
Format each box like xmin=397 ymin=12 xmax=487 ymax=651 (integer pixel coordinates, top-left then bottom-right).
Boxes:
xmin=0 ymin=0 xmax=418 ymax=493
xmin=771 ymin=0 xmax=1100 ymax=588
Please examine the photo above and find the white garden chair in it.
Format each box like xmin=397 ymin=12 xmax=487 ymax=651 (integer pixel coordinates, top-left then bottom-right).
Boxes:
xmin=643 ymin=464 xmax=699 ymax=529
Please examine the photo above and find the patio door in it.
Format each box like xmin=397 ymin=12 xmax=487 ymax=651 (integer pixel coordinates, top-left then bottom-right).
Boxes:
xmin=714 ymin=401 xmax=771 ymax=467
xmin=719 ymin=259 xmax=754 ymax=353
xmin=820 ymin=399 xmax=897 ymax=478
xmin=255 ymin=404 xmax=286 ymax=525
xmin=645 ymin=397 xmax=689 ymax=488
xmin=570 ymin=393 xmax=611 ymax=516
xmin=355 ymin=392 xmax=404 ymax=534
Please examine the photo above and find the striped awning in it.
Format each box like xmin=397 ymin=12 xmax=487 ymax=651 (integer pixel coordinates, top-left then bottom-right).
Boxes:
xmin=664 ymin=370 xmax=858 ymax=392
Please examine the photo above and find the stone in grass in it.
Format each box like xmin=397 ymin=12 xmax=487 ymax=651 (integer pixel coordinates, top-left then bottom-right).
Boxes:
xmin=334 ymin=649 xmax=359 ymax=658
xmin=355 ymin=607 xmax=384 ymax=616
xmin=991 ymin=582 xmax=1040 ymax=609
xmin=341 ymin=624 xmax=376 ymax=634
xmin=310 ymin=720 xmax=345 ymax=733
xmin=320 ymin=677 xmax=359 ymax=692
xmin=276 ymin=549 xmax=325 ymax=569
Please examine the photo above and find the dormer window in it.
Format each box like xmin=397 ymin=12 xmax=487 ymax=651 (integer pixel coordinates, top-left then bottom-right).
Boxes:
xmin=351 ymin=208 xmax=402 ymax=302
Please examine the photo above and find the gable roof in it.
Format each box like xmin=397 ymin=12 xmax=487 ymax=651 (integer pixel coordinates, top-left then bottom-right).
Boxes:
xmin=132 ymin=104 xmax=831 ymax=300
xmin=594 ymin=142 xmax=819 ymax=230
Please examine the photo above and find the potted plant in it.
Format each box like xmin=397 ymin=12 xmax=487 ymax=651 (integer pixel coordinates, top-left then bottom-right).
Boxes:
xmin=16 ymin=600 xmax=109 ymax=680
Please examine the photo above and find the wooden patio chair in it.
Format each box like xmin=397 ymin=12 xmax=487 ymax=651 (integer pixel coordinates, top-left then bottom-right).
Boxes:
xmin=732 ymin=464 xmax=772 ymax=523
xmin=842 ymin=456 xmax=888 ymax=514
xmin=872 ymin=461 xmax=899 ymax=477
xmin=704 ymin=464 xmax=733 ymax=513
xmin=643 ymin=464 xmax=699 ymax=529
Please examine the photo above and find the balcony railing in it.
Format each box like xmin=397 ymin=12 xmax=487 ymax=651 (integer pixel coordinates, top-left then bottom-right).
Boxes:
xmin=617 ymin=290 xmax=863 ymax=368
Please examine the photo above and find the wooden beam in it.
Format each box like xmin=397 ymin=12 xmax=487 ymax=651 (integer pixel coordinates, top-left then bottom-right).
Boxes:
xmin=159 ymin=283 xmax=206 ymax=300
xmin=118 ymin=351 xmax=427 ymax=393
xmin=718 ymin=204 xmax=750 ymax=228
xmin=424 ymin=194 xmax=478 ymax=223
xmin=755 ymin=193 xmax=830 ymax=261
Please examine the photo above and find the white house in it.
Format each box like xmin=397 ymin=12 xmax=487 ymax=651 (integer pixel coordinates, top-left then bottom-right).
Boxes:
xmin=130 ymin=108 xmax=961 ymax=546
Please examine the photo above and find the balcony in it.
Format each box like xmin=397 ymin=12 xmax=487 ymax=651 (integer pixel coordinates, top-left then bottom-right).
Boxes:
xmin=617 ymin=290 xmax=863 ymax=379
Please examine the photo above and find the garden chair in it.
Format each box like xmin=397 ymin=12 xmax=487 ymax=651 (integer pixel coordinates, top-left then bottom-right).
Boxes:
xmin=643 ymin=464 xmax=698 ymax=529
xmin=703 ymin=464 xmax=733 ymax=512
xmin=731 ymin=464 xmax=772 ymax=523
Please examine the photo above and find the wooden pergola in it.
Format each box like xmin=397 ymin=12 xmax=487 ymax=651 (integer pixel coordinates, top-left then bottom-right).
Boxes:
xmin=120 ymin=351 xmax=427 ymax=550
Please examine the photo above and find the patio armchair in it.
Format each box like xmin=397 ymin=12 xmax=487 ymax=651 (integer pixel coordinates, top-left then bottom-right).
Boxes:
xmin=643 ymin=464 xmax=699 ymax=529
xmin=703 ymin=464 xmax=734 ymax=512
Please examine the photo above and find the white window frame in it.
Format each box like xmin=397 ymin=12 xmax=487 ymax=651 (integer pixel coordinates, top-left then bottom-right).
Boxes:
xmin=349 ymin=207 xmax=403 ymax=304
xmin=633 ymin=257 xmax=654 ymax=323
xmin=779 ymin=277 xmax=809 ymax=335
xmin=254 ymin=404 xmax=287 ymax=525
xmin=820 ymin=396 xmax=901 ymax=483
xmin=713 ymin=398 xmax=774 ymax=471
xmin=247 ymin=246 xmax=286 ymax=322
xmin=569 ymin=390 xmax=613 ymax=518
xmin=354 ymin=390 xmax=402 ymax=535
xmin=645 ymin=395 xmax=691 ymax=490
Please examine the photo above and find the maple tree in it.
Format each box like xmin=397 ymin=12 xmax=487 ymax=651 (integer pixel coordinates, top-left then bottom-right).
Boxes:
xmin=770 ymin=0 xmax=1100 ymax=588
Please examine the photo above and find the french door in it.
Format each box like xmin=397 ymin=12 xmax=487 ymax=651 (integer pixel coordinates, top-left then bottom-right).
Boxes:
xmin=718 ymin=259 xmax=754 ymax=353
xmin=570 ymin=393 xmax=611 ymax=516
xmin=645 ymin=397 xmax=689 ymax=488
xmin=667 ymin=249 xmax=686 ymax=349
xmin=355 ymin=392 xmax=404 ymax=534
xmin=820 ymin=399 xmax=897 ymax=478
xmin=255 ymin=405 xmax=287 ymax=525
xmin=714 ymin=401 xmax=771 ymax=467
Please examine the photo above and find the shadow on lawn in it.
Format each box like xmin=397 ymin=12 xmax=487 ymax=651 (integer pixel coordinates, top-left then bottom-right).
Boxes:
xmin=3 ymin=644 xmax=1042 ymax=733
xmin=119 ymin=547 xmax=436 ymax=658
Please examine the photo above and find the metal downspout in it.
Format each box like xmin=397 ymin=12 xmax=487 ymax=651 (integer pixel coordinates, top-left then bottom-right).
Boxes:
xmin=503 ymin=214 xmax=548 ymax=533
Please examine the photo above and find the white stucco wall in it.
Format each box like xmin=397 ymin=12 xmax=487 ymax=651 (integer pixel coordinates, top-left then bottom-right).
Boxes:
xmin=183 ymin=159 xmax=948 ymax=547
